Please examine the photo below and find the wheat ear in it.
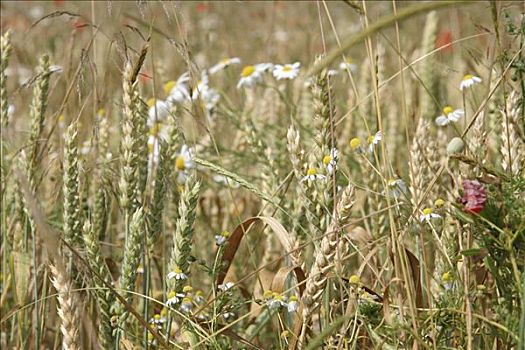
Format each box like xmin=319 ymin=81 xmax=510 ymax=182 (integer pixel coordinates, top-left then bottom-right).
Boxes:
xmin=50 ymin=259 xmax=81 ymax=350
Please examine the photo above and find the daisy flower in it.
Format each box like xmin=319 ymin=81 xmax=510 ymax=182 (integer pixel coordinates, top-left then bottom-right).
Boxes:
xmin=459 ymin=74 xmax=482 ymax=90
xmin=435 ymin=106 xmax=464 ymax=126
xmin=301 ymin=168 xmax=327 ymax=182
xmin=367 ymin=131 xmax=382 ymax=153
xmin=147 ymin=98 xmax=170 ymax=125
xmin=167 ymin=266 xmax=187 ymax=281
xmin=209 ymin=57 xmax=241 ymax=74
xmin=287 ymin=295 xmax=299 ymax=313
xmin=237 ymin=65 xmax=263 ymax=88
xmin=322 ymin=148 xmax=338 ymax=175
xmin=175 ymin=144 xmax=195 ymax=183
xmin=419 ymin=207 xmax=441 ymax=223
xmin=215 ymin=230 xmax=231 ymax=246
xmin=164 ymin=72 xmax=191 ymax=104
xmin=386 ymin=178 xmax=407 ymax=198
xmin=272 ymin=62 xmax=301 ymax=80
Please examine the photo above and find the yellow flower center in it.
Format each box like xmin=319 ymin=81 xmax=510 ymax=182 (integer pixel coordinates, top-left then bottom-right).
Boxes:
xmin=463 ymin=74 xmax=474 ymax=81
xmin=442 ymin=271 xmax=453 ymax=283
xmin=163 ymin=81 xmax=176 ymax=94
xmin=322 ymin=155 xmax=332 ymax=165
xmin=147 ymin=98 xmax=156 ymax=107
xmin=174 ymin=267 xmax=182 ymax=274
xmin=154 ymin=314 xmax=161 ymax=321
xmin=161 ymin=308 xmax=168 ymax=316
xmin=367 ymin=135 xmax=375 ymax=144
xmin=388 ymin=179 xmax=396 ymax=186
xmin=289 ymin=295 xmax=298 ymax=302
xmin=241 ymin=65 xmax=256 ymax=77
xmin=175 ymin=156 xmax=186 ymax=170
xmin=306 ymin=168 xmax=317 ymax=176
xmin=167 ymin=291 xmax=177 ymax=299
xmin=221 ymin=230 xmax=230 ymax=238
xmin=183 ymin=285 xmax=193 ymax=293
xmin=182 ymin=297 xmax=192 ymax=304
xmin=443 ymin=106 xmax=453 ymax=115
xmin=348 ymin=275 xmax=360 ymax=284
xmin=263 ymin=290 xmax=274 ymax=299
xmin=97 ymin=108 xmax=106 ymax=117
xmin=434 ymin=198 xmax=445 ymax=208
xmin=282 ymin=65 xmax=293 ymax=72
xmin=349 ymin=138 xmax=361 ymax=150
xmin=58 ymin=114 xmax=65 ymax=123
xmin=422 ymin=208 xmax=433 ymax=216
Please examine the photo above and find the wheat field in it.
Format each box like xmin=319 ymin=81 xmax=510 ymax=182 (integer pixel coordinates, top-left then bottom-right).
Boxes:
xmin=1 ymin=1 xmax=524 ymax=349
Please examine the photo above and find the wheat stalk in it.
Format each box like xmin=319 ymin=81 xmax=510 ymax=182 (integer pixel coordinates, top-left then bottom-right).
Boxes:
xmin=28 ymin=54 xmax=51 ymax=185
xmin=63 ymin=121 xmax=82 ymax=247
xmin=501 ymin=91 xmax=523 ymax=176
xmin=82 ymin=220 xmax=114 ymax=349
xmin=50 ymin=259 xmax=81 ymax=350
xmin=0 ymin=30 xmax=12 ymax=127
xmin=299 ymin=184 xmax=355 ymax=348
xmin=168 ymin=175 xmax=200 ymax=292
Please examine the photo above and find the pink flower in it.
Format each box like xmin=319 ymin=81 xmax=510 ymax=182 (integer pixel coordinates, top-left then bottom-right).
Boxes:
xmin=461 ymin=180 xmax=487 ymax=214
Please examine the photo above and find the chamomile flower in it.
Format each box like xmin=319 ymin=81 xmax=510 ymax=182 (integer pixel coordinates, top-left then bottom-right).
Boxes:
xmin=147 ymin=98 xmax=170 ymax=125
xmin=149 ymin=313 xmax=166 ymax=326
xmin=435 ymin=106 xmax=464 ymax=126
xmin=167 ymin=267 xmax=187 ymax=281
xmin=386 ymin=178 xmax=407 ymax=198
xmin=441 ymin=271 xmax=454 ymax=290
xmin=419 ymin=207 xmax=441 ymax=223
xmin=215 ymin=230 xmax=230 ymax=246
xmin=264 ymin=290 xmax=286 ymax=309
xmin=287 ymin=295 xmax=299 ymax=313
xmin=459 ymin=74 xmax=482 ymax=90
xmin=175 ymin=144 xmax=195 ymax=183
xmin=166 ymin=290 xmax=184 ymax=307
xmin=434 ymin=198 xmax=446 ymax=208
xmin=209 ymin=57 xmax=241 ymax=74
xmin=349 ymin=137 xmax=362 ymax=152
xmin=237 ymin=65 xmax=262 ymax=88
xmin=218 ymin=282 xmax=234 ymax=292
xmin=301 ymin=168 xmax=327 ymax=182
xmin=348 ymin=274 xmax=360 ymax=285
xmin=164 ymin=72 xmax=191 ymax=104
xmin=367 ymin=131 xmax=382 ymax=153
xmin=191 ymin=72 xmax=220 ymax=112
xmin=322 ymin=148 xmax=338 ymax=175
xmin=339 ymin=59 xmax=357 ymax=72
xmin=272 ymin=62 xmax=301 ymax=80
xmin=195 ymin=290 xmax=205 ymax=304
xmin=180 ymin=296 xmax=193 ymax=313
